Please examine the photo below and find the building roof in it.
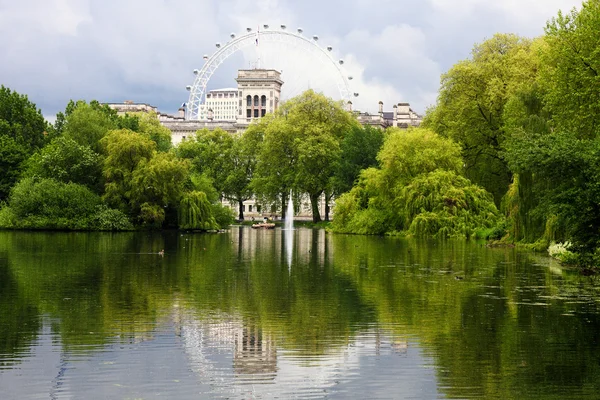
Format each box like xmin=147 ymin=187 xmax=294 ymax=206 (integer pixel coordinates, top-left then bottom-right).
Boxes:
xmin=208 ymin=88 xmax=238 ymax=92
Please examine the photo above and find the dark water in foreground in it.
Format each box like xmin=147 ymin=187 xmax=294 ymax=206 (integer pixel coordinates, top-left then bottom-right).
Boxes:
xmin=0 ymin=227 xmax=599 ymax=399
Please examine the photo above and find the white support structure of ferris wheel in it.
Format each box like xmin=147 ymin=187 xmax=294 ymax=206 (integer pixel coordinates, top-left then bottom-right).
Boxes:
xmin=185 ymin=25 xmax=356 ymax=121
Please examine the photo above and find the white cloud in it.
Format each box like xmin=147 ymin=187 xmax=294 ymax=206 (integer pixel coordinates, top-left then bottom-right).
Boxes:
xmin=0 ymin=0 xmax=586 ymax=117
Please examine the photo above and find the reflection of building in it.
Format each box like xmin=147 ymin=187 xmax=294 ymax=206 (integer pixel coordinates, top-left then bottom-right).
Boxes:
xmin=233 ymin=325 xmax=277 ymax=375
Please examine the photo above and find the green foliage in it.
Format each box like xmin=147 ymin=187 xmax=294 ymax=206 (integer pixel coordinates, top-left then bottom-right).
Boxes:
xmin=188 ymin=172 xmax=220 ymax=203
xmin=253 ymin=90 xmax=359 ymax=222
xmin=178 ymin=191 xmax=219 ymax=230
xmin=139 ymin=202 xmax=165 ymax=228
xmin=332 ymin=128 xmax=500 ymax=237
xmin=88 ymin=205 xmax=133 ymax=231
xmin=9 ymin=177 xmax=101 ymax=220
xmin=333 ymin=125 xmax=384 ymax=196
xmin=540 ymin=0 xmax=600 ymax=138
xmin=101 ymin=129 xmax=156 ymax=212
xmin=24 ymin=136 xmax=103 ymax=192
xmin=0 ymin=86 xmax=49 ymax=200
xmin=399 ymin=170 xmax=501 ymax=238
xmin=0 ymin=85 xmax=48 ymax=150
xmin=424 ymin=34 xmax=541 ymax=203
xmin=63 ymin=102 xmax=118 ymax=154
xmin=0 ymin=135 xmax=28 ymax=201
xmin=211 ymin=203 xmax=236 ymax=228
xmin=0 ymin=178 xmax=130 ymax=230
xmin=136 ymin=112 xmax=172 ymax=152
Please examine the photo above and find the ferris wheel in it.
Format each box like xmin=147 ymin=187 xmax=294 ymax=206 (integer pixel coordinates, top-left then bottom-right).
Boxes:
xmin=185 ymin=24 xmax=358 ymax=120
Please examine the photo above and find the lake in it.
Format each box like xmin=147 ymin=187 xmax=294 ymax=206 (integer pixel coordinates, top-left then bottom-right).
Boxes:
xmin=1 ymin=227 xmax=599 ymax=399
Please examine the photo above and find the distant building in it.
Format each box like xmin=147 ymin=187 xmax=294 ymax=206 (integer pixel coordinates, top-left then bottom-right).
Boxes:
xmin=352 ymin=101 xmax=422 ymax=129
xmin=236 ymin=69 xmax=283 ymax=124
xmin=104 ymin=69 xmax=422 ymax=220
xmin=200 ymin=88 xmax=239 ymax=121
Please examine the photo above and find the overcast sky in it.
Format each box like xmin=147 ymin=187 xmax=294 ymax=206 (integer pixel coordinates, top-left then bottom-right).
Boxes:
xmin=0 ymin=0 xmax=583 ymax=119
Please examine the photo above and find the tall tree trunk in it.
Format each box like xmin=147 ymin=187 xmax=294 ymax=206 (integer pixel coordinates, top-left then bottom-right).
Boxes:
xmin=238 ymin=199 xmax=244 ymax=221
xmin=310 ymin=193 xmax=322 ymax=223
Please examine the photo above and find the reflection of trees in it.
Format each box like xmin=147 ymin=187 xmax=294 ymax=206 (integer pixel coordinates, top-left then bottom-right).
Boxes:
xmin=0 ymin=255 xmax=39 ymax=367
xmin=2 ymin=228 xmax=600 ymax=398
xmin=330 ymin=235 xmax=600 ymax=399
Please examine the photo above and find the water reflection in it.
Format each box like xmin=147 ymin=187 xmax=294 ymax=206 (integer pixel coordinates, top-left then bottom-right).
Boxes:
xmin=0 ymin=229 xmax=599 ymax=399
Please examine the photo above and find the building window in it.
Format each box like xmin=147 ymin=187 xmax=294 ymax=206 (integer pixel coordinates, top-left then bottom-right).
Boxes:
xmin=261 ymin=109 xmax=266 ymax=117
xmin=261 ymin=95 xmax=267 ymax=107
xmin=257 ymin=205 xmax=261 ymax=213
xmin=249 ymin=205 xmax=253 ymax=212
xmin=254 ymin=109 xmax=259 ymax=118
xmin=247 ymin=95 xmax=252 ymax=106
xmin=247 ymin=109 xmax=251 ymax=118
xmin=254 ymin=95 xmax=259 ymax=106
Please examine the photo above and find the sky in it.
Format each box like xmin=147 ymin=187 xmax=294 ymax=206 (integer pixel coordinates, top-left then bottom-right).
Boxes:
xmin=0 ymin=0 xmax=583 ymax=119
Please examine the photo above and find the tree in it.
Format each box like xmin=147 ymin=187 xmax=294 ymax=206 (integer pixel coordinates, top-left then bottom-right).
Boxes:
xmin=136 ymin=112 xmax=172 ymax=152
xmin=332 ymin=128 xmax=500 ymax=237
xmin=24 ymin=136 xmax=103 ymax=193
xmin=540 ymin=0 xmax=600 ymax=139
xmin=424 ymin=34 xmax=541 ymax=204
xmin=332 ymin=125 xmax=384 ymax=196
xmin=0 ymin=85 xmax=48 ymax=150
xmin=177 ymin=128 xmax=234 ymax=195
xmin=254 ymin=90 xmax=358 ymax=222
xmin=0 ymin=86 xmax=49 ymax=200
xmin=222 ymin=128 xmax=261 ymax=220
xmin=101 ymin=129 xmax=156 ymax=214
xmin=129 ymin=152 xmax=190 ymax=226
xmin=0 ymin=135 xmax=28 ymax=200
xmin=63 ymin=102 xmax=118 ymax=154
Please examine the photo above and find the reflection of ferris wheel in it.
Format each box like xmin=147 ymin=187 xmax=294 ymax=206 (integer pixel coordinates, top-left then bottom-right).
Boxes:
xmin=185 ymin=24 xmax=358 ymax=120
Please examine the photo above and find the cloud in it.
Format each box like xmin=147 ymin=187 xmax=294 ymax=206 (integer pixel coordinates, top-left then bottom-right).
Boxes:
xmin=0 ymin=0 xmax=585 ymax=118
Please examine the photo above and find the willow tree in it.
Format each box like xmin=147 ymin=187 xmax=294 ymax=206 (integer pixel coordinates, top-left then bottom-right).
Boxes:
xmin=179 ymin=191 xmax=219 ymax=230
xmin=424 ymin=34 xmax=541 ymax=204
xmin=332 ymin=127 xmax=501 ymax=237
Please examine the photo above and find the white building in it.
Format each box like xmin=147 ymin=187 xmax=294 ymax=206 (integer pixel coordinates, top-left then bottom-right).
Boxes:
xmin=199 ymin=88 xmax=239 ymax=121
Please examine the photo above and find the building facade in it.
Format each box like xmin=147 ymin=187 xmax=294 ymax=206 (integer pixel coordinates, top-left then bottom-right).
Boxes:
xmin=236 ymin=69 xmax=283 ymax=124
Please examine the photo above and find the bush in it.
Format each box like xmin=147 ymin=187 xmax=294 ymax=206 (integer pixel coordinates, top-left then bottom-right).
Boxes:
xmin=89 ymin=205 xmax=133 ymax=231
xmin=9 ymin=177 xmax=101 ymax=220
xmin=211 ymin=203 xmax=235 ymax=229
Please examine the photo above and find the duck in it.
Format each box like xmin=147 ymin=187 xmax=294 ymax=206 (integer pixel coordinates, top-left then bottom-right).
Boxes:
xmin=158 ymin=249 xmax=165 ymax=256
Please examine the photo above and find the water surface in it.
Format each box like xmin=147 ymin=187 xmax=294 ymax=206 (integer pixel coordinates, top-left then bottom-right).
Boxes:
xmin=1 ymin=228 xmax=599 ymax=399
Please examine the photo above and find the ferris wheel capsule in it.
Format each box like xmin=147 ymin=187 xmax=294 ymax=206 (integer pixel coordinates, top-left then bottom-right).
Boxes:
xmin=193 ymin=69 xmax=199 ymax=75
xmin=313 ymin=35 xmax=319 ymax=41
xmin=339 ymin=59 xmax=344 ymax=65
xmin=230 ymin=33 xmax=236 ymax=39
xmin=186 ymin=85 xmax=192 ymax=91
xmin=203 ymin=54 xmax=208 ymax=60
xmin=247 ymin=27 xmax=252 ymax=32
xmin=354 ymin=93 xmax=359 ymax=97
xmin=297 ymin=28 xmax=303 ymax=34
xmin=348 ymin=76 xmax=353 ymax=80
xmin=281 ymin=24 xmax=286 ymax=30
xmin=215 ymin=43 xmax=221 ymax=48
xmin=263 ymin=24 xmax=269 ymax=29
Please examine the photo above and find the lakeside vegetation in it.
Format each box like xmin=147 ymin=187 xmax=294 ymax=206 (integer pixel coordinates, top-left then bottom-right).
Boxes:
xmin=1 ymin=0 xmax=600 ymax=269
